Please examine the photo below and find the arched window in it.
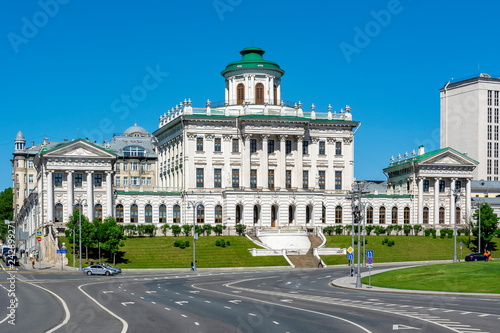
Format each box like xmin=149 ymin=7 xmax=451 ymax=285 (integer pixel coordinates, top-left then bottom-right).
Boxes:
xmin=54 ymin=203 xmax=63 ymax=222
xmin=404 ymin=207 xmax=410 ymax=224
xmin=391 ymin=206 xmax=398 ymax=224
xmin=455 ymin=207 xmax=461 ymax=224
xmin=197 ymin=205 xmax=205 ymax=224
xmin=366 ymin=206 xmax=373 ymax=224
xmin=235 ymin=205 xmax=242 ymax=224
xmin=271 ymin=206 xmax=277 ymax=227
xmin=255 ymin=83 xmax=264 ymax=104
xmin=130 ymin=204 xmax=138 ymax=223
xmin=94 ymin=204 xmax=102 ymax=221
xmin=423 ymin=207 xmax=429 ymax=224
xmin=253 ymin=205 xmax=259 ymax=225
xmin=215 ymin=205 xmax=222 ymax=224
xmin=335 ymin=206 xmax=342 ymax=224
xmin=145 ymin=204 xmax=152 ymax=223
xmin=379 ymin=206 xmax=386 ymax=224
xmin=439 ymin=207 xmax=445 ymax=224
xmin=116 ymin=204 xmax=124 ymax=223
xmin=306 ymin=205 xmax=312 ymax=224
xmin=159 ymin=204 xmax=166 ymax=223
xmin=322 ymin=205 xmax=326 ymax=223
xmin=173 ymin=204 xmax=181 ymax=223
xmin=289 ymin=206 xmax=295 ymax=224
xmin=237 ymin=83 xmax=245 ymax=104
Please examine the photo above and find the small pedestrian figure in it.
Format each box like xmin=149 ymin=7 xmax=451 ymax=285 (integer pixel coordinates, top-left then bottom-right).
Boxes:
xmin=317 ymin=259 xmax=323 ymax=268
xmin=31 ymin=257 xmax=35 ymax=269
xmin=191 ymin=261 xmax=194 ymax=271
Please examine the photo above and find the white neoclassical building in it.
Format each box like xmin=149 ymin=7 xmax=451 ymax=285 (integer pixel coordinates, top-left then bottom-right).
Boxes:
xmin=11 ymin=47 xmax=478 ymax=262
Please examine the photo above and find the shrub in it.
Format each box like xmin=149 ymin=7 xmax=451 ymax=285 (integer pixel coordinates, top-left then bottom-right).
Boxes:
xmin=424 ymin=229 xmax=431 ymax=237
xmin=334 ymin=225 xmax=343 ymax=235
xmin=374 ymin=226 xmax=385 ymax=236
xmin=235 ymin=224 xmax=246 ymax=236
xmin=387 ymin=240 xmax=395 ymax=247
xmin=365 ymin=225 xmax=375 ymax=236
xmin=403 ymin=224 xmax=412 ymax=236
xmin=173 ymin=240 xmax=180 ymax=247
xmin=182 ymin=224 xmax=193 ymax=237
xmin=323 ymin=226 xmax=335 ymax=236
xmin=439 ymin=229 xmax=449 ymax=239
xmin=431 ymin=229 xmax=437 ymax=238
xmin=216 ymin=239 xmax=230 ymax=247
xmin=413 ymin=224 xmax=422 ymax=236
xmin=215 ymin=240 xmax=220 ymax=246
xmin=171 ymin=225 xmax=182 ymax=237
xmin=213 ymin=224 xmax=226 ymax=236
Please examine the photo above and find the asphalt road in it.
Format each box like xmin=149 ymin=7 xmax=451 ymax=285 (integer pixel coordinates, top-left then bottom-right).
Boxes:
xmin=1 ymin=264 xmax=499 ymax=333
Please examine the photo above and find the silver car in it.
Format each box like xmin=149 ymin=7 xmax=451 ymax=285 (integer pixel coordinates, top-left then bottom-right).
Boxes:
xmin=102 ymin=263 xmax=122 ymax=274
xmin=83 ymin=264 xmax=116 ymax=276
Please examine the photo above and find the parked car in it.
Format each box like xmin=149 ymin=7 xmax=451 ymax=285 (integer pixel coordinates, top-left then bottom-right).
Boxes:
xmin=83 ymin=264 xmax=117 ymax=276
xmin=101 ymin=263 xmax=122 ymax=274
xmin=465 ymin=253 xmax=488 ymax=261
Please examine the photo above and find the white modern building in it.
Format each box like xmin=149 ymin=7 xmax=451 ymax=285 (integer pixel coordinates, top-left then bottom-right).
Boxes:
xmin=440 ymin=74 xmax=500 ymax=180
xmin=12 ymin=47 xmax=478 ymax=262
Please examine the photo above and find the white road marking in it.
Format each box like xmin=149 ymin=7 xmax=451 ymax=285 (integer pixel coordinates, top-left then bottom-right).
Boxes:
xmin=151 ymin=302 xmax=156 ymax=304
xmin=224 ymin=306 xmax=232 ymax=309
xmin=205 ymin=300 xmax=211 ymax=303
xmin=229 ymin=300 xmax=242 ymax=304
xmin=146 ymin=291 xmax=157 ymax=294
xmin=140 ymin=297 xmax=144 ymax=299
xmin=130 ymin=293 xmax=134 ymax=295
xmin=479 ymin=314 xmax=490 ymax=317
xmin=280 ymin=299 xmax=293 ymax=303
xmin=103 ymin=291 xmax=114 ymax=294
xmin=248 ymin=313 xmax=257 ymax=317
xmin=165 ymin=307 xmax=171 ymax=311
xmin=175 ymin=301 xmax=189 ymax=305
xmin=195 ymin=322 xmax=200 ymax=325
xmin=273 ymin=321 xmax=279 ymax=325
xmin=392 ymin=324 xmax=420 ymax=330
xmin=121 ymin=302 xmax=135 ymax=306
xmin=181 ymin=314 xmax=187 ymax=318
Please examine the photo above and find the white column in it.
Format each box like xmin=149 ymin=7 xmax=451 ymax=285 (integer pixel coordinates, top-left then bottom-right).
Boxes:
xmin=326 ymin=139 xmax=334 ymax=190
xmin=106 ymin=171 xmax=113 ymax=217
xmin=86 ymin=171 xmax=94 ymax=218
xmin=310 ymin=138 xmax=319 ymax=189
xmin=243 ymin=135 xmax=251 ymax=189
xmin=47 ymin=171 xmax=54 ymax=223
xmin=244 ymin=75 xmax=249 ymax=103
xmin=296 ymin=136 xmax=303 ymax=189
xmin=249 ymin=75 xmax=255 ymax=103
xmin=66 ymin=171 xmax=73 ymax=219
xmin=434 ymin=178 xmax=440 ymax=224
xmin=259 ymin=135 xmax=269 ymax=188
xmin=278 ymin=135 xmax=286 ymax=189
xmin=418 ymin=178 xmax=424 ymax=224
xmin=450 ymin=178 xmax=456 ymax=227
xmin=466 ymin=178 xmax=471 ymax=220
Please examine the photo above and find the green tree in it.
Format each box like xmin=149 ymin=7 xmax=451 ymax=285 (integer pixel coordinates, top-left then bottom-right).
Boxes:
xmin=374 ymin=226 xmax=385 ymax=236
xmin=365 ymin=225 xmax=375 ymax=236
xmin=334 ymin=225 xmax=343 ymax=235
xmin=323 ymin=226 xmax=334 ymax=236
xmin=0 ymin=188 xmax=14 ymax=241
xmin=202 ymin=224 xmax=213 ymax=236
xmin=171 ymin=225 xmax=182 ymax=237
xmin=403 ymin=224 xmax=412 ymax=236
xmin=213 ymin=224 xmax=226 ymax=236
xmin=182 ymin=224 xmax=193 ymax=237
xmin=160 ymin=224 xmax=170 ymax=236
xmin=413 ymin=224 xmax=422 ymax=236
xmin=472 ymin=202 xmax=499 ymax=252
xmin=65 ymin=210 xmax=94 ymax=259
xmin=235 ymin=224 xmax=246 ymax=236
xmin=99 ymin=217 xmax=125 ymax=264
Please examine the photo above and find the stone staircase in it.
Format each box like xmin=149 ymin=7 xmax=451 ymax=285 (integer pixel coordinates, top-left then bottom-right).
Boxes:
xmin=287 ymin=236 xmax=324 ymax=268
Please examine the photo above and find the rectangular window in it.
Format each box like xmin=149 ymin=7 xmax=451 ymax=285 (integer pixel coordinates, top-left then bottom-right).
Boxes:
xmin=28 ymin=174 xmax=34 ymax=184
xmin=488 ymin=125 xmax=492 ymax=140
xmin=318 ymin=170 xmax=325 ymax=189
xmin=495 ymin=126 xmax=499 ymax=141
xmin=495 ymin=160 xmax=499 ymax=175
xmin=268 ymin=140 xmax=275 ymax=153
xmin=196 ymin=168 xmax=204 ymax=187
xmin=335 ymin=141 xmax=342 ymax=155
xmin=285 ymin=140 xmax=292 ymax=154
xmin=196 ymin=137 xmax=204 ymax=151
xmin=232 ymin=138 xmax=239 ymax=152
xmin=132 ymin=162 xmax=138 ymax=171
xmin=303 ymin=170 xmax=309 ymax=189
xmin=268 ymin=169 xmax=275 ymax=190
xmin=303 ymin=140 xmax=309 ymax=154
xmin=28 ymin=160 xmax=34 ymax=169
xmin=285 ymin=170 xmax=292 ymax=189
xmin=455 ymin=180 xmax=461 ymax=191
xmin=488 ymin=108 xmax=493 ymax=123
xmin=214 ymin=137 xmax=221 ymax=152
xmin=232 ymin=169 xmax=240 ymax=188
xmin=488 ymin=90 xmax=492 ymax=106
xmin=495 ymin=91 xmax=499 ymax=106
xmin=74 ymin=173 xmax=83 ymax=187
xmin=141 ymin=177 xmax=146 ymax=185
xmin=131 ymin=176 xmax=139 ymax=186
xmin=214 ymin=169 xmax=222 ymax=188
xmin=335 ymin=171 xmax=342 ymax=190
xmin=250 ymin=139 xmax=257 ymax=153
xmin=147 ymin=177 xmax=152 ymax=186
xmin=319 ymin=141 xmax=325 ymax=155
xmin=115 ymin=162 xmax=120 ymax=173
xmin=488 ymin=142 xmax=492 ymax=157
xmin=147 ymin=163 xmax=152 ymax=172
xmin=94 ymin=174 xmax=103 ymax=187
xmin=122 ymin=162 xmax=128 ymax=171
xmin=115 ymin=176 xmax=121 ymax=186
xmin=123 ymin=177 xmax=128 ymax=186
xmin=495 ymin=142 xmax=499 ymax=158
xmin=496 ymin=108 xmax=499 ymax=124
xmin=250 ymin=169 xmax=257 ymax=189
xmin=439 ymin=180 xmax=446 ymax=192
xmin=54 ymin=173 xmax=63 ymax=187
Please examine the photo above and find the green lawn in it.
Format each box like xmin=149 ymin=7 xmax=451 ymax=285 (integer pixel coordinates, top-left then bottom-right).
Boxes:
xmin=322 ymin=235 xmax=500 ymax=265
xmin=61 ymin=236 xmax=288 ymax=269
xmin=362 ymin=261 xmax=500 ymax=293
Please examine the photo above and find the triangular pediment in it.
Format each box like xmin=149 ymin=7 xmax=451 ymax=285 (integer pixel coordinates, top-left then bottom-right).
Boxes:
xmin=419 ymin=148 xmax=478 ymax=167
xmin=42 ymin=139 xmax=117 ymax=159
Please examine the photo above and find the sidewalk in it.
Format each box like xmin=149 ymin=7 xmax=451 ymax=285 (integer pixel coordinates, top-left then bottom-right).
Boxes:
xmin=331 ymin=262 xmax=500 ymax=297
xmin=17 ymin=257 xmax=79 ymax=272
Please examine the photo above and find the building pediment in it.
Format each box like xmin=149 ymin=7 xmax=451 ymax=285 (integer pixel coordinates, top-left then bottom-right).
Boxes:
xmin=42 ymin=139 xmax=117 ymax=159
xmin=419 ymin=149 xmax=478 ymax=167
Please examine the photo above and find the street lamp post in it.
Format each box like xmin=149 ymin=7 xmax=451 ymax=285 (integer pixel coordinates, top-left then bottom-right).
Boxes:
xmin=79 ymin=204 xmax=82 ymax=271
xmin=188 ymin=200 xmax=198 ymax=271
xmin=478 ymin=202 xmax=482 ymax=253
xmin=452 ymin=189 xmax=460 ymax=263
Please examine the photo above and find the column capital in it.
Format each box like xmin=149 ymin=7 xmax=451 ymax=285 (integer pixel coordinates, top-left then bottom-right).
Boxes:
xmin=296 ymin=135 xmax=304 ymax=142
xmin=66 ymin=170 xmax=74 ymax=174
xmin=279 ymin=135 xmax=287 ymax=142
xmin=243 ymin=134 xmax=251 ymax=141
xmin=261 ymin=134 xmax=270 ymax=141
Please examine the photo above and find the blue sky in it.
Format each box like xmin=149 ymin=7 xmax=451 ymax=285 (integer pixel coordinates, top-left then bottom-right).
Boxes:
xmin=2 ymin=0 xmax=499 ymax=190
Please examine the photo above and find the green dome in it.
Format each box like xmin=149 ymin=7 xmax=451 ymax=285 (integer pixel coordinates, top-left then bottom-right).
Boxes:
xmin=221 ymin=47 xmax=285 ymax=77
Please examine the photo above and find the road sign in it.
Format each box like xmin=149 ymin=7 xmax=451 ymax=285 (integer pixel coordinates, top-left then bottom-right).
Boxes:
xmin=37 ymin=237 xmax=42 ymax=242
xmin=56 ymin=249 xmax=68 ymax=254
xmin=347 ymin=253 xmax=354 ymax=260
xmin=36 ymin=229 xmax=42 ymax=237
xmin=347 ymin=246 xmax=354 ymax=254
xmin=367 ymin=264 xmax=373 ymax=269
xmin=367 ymin=257 xmax=373 ymax=264
xmin=366 ymin=250 xmax=374 ymax=258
